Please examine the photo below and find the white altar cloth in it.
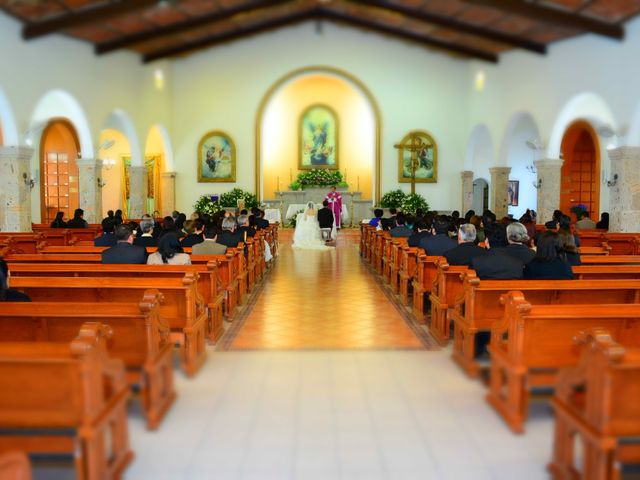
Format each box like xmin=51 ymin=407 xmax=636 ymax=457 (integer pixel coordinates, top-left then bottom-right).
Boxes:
xmin=263 ymin=209 xmax=282 ymax=224
xmin=285 ymin=203 xmax=349 ymax=223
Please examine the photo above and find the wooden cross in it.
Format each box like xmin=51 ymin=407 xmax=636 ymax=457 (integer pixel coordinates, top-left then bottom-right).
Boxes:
xmin=394 ymin=132 xmax=426 ymax=195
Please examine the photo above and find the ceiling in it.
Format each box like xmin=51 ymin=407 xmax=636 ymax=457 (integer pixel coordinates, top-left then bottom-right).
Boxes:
xmin=2 ymin=0 xmax=639 ymax=63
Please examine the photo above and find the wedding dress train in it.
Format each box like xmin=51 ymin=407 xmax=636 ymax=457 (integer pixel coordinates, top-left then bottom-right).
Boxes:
xmin=292 ymin=202 xmax=334 ymax=251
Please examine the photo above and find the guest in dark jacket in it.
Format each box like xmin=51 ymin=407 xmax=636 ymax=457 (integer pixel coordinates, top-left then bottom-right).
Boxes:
xmin=236 ymin=215 xmax=257 ymax=242
xmin=252 ymin=208 xmax=270 ymax=230
xmin=50 ymin=211 xmax=67 ymax=228
xmin=472 ymin=224 xmax=524 ymax=280
xmin=94 ymin=218 xmax=117 ymax=247
xmin=498 ymin=222 xmax=535 ymax=264
xmin=66 ymin=208 xmax=88 ymax=228
xmin=134 ymin=218 xmax=158 ymax=247
xmin=524 ymin=232 xmax=573 ymax=280
xmin=217 ymin=217 xmax=241 ymax=248
xmin=408 ymin=220 xmax=431 ymax=247
xmin=381 ymin=208 xmax=397 ymax=231
xmin=0 ymin=259 xmax=30 ymax=302
xmin=181 ymin=218 xmax=205 ymax=248
xmin=419 ymin=218 xmax=457 ymax=256
xmin=159 ymin=216 xmax=180 ymax=239
xmin=444 ymin=223 xmax=488 ymax=266
xmin=369 ymin=208 xmax=384 ymax=228
xmin=101 ymin=224 xmax=147 ymax=264
xmin=558 ymin=229 xmax=581 ymax=266
xmin=317 ymin=201 xmax=335 ymax=230
xmin=390 ymin=213 xmax=412 ymax=238
xmin=596 ymin=212 xmax=609 ymax=230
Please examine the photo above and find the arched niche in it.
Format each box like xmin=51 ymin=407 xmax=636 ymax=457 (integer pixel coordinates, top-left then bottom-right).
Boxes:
xmin=472 ymin=178 xmax=489 ymax=214
xmin=98 ymin=129 xmax=131 ymax=217
xmin=256 ymin=66 xmax=381 ymax=203
xmin=144 ymin=124 xmax=174 ymax=215
xmin=465 ymin=124 xmax=494 ymax=208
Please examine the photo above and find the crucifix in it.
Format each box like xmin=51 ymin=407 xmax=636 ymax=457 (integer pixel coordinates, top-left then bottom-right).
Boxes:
xmin=394 ymin=132 xmax=427 ymax=195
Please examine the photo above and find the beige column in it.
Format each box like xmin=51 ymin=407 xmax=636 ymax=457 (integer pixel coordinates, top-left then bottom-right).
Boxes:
xmin=489 ymin=166 xmax=511 ymax=218
xmin=0 ymin=146 xmax=34 ymax=231
xmin=77 ymin=158 xmax=102 ymax=224
xmin=128 ymin=166 xmax=148 ymax=219
xmin=534 ymin=158 xmax=563 ymax=225
xmin=607 ymin=147 xmax=640 ymax=232
xmin=461 ymin=170 xmax=474 ymax=214
xmin=161 ymin=171 xmax=176 ymax=217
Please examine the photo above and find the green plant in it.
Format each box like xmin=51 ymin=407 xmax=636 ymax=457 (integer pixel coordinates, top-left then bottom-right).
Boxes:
xmin=380 ymin=189 xmax=406 ymax=209
xmin=193 ymin=195 xmax=222 ymax=216
xmin=289 ymin=181 xmax=301 ymax=191
xmin=295 ymin=169 xmax=346 ymax=188
xmin=219 ymin=188 xmax=259 ymax=209
xmin=400 ymin=193 xmax=429 ymax=215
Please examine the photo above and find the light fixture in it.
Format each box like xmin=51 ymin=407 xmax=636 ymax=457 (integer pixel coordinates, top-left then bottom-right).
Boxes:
xmin=154 ymin=69 xmax=165 ymax=91
xmin=101 ymin=158 xmax=116 ymax=170
xmin=22 ymin=121 xmax=46 ymax=147
xmin=474 ymin=71 xmax=485 ymax=92
xmin=97 ymin=177 xmax=107 ymax=188
xmin=525 ymin=138 xmax=545 ymax=174
xmin=22 ymin=172 xmax=36 ymax=190
xmin=607 ymin=174 xmax=618 ymax=187
xmin=533 ymin=178 xmax=542 ymax=189
xmin=99 ymin=139 xmax=115 ymax=150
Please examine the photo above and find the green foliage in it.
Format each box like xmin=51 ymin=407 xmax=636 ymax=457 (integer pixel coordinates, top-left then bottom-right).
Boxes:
xmin=380 ymin=189 xmax=406 ymax=209
xmin=295 ymin=169 xmax=346 ymax=188
xmin=289 ymin=181 xmax=301 ymax=191
xmin=400 ymin=193 xmax=429 ymax=215
xmin=193 ymin=195 xmax=222 ymax=216
xmin=219 ymin=188 xmax=259 ymax=209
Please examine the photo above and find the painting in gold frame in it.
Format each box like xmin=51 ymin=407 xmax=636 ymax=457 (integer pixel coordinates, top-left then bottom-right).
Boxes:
xmin=397 ymin=130 xmax=437 ymax=183
xmin=121 ymin=155 xmax=162 ymax=217
xmin=198 ymin=130 xmax=236 ymax=182
xmin=299 ymin=104 xmax=338 ymax=170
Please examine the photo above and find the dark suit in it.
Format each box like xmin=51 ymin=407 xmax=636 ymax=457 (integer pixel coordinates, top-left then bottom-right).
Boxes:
xmin=408 ymin=231 xmax=431 ymax=248
xmin=524 ymin=258 xmax=573 ymax=280
xmin=444 ymin=242 xmax=488 ymax=266
xmin=237 ymin=226 xmax=256 ymax=240
xmin=495 ymin=244 xmax=535 ymax=265
xmin=390 ymin=226 xmax=412 ymax=238
xmin=419 ymin=234 xmax=457 ymax=256
xmin=94 ymin=233 xmax=117 ymax=247
xmin=381 ymin=216 xmax=396 ymax=231
xmin=101 ymin=242 xmax=148 ymax=264
xmin=472 ymin=252 xmax=524 ymax=280
xmin=181 ymin=234 xmax=204 ymax=248
xmin=67 ymin=218 xmax=88 ymax=229
xmin=255 ymin=218 xmax=270 ymax=230
xmin=317 ymin=207 xmax=334 ymax=229
xmin=217 ymin=231 xmax=241 ymax=248
xmin=134 ymin=235 xmax=158 ymax=248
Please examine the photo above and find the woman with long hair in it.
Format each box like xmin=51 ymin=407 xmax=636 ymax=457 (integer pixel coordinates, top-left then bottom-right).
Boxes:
xmin=524 ymin=232 xmax=573 ymax=280
xmin=147 ymin=234 xmax=191 ymax=265
xmin=50 ymin=211 xmax=67 ymax=228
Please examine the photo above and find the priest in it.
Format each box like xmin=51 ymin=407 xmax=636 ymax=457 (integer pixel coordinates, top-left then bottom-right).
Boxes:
xmin=325 ymin=186 xmax=343 ymax=229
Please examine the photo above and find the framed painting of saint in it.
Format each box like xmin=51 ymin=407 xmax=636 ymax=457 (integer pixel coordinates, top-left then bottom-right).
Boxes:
xmin=508 ymin=180 xmax=519 ymax=207
xmin=198 ymin=130 xmax=236 ymax=183
xmin=299 ymin=104 xmax=338 ymax=170
xmin=397 ymin=130 xmax=438 ymax=183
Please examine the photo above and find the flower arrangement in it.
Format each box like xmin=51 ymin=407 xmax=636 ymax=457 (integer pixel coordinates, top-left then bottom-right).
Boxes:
xmin=570 ymin=204 xmax=588 ymax=220
xmin=295 ymin=169 xmax=346 ymax=188
xmin=193 ymin=195 xmax=222 ymax=215
xmin=380 ymin=189 xmax=406 ymax=209
xmin=289 ymin=180 xmax=302 ymax=191
xmin=400 ymin=193 xmax=429 ymax=215
xmin=219 ymin=188 xmax=259 ymax=209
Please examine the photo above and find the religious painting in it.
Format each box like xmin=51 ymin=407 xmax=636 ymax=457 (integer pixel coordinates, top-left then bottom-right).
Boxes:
xmin=508 ymin=180 xmax=519 ymax=207
xmin=121 ymin=155 xmax=161 ymax=217
xmin=198 ymin=130 xmax=236 ymax=182
xmin=397 ymin=130 xmax=437 ymax=183
xmin=299 ymin=104 xmax=338 ymax=170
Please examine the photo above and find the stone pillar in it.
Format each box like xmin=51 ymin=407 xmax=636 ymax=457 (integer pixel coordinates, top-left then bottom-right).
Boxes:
xmin=161 ymin=171 xmax=176 ymax=217
xmin=461 ymin=170 xmax=474 ymax=214
xmin=77 ymin=158 xmax=102 ymax=224
xmin=534 ymin=158 xmax=563 ymax=225
xmin=128 ymin=166 xmax=148 ymax=219
xmin=489 ymin=166 xmax=511 ymax=218
xmin=608 ymin=147 xmax=640 ymax=232
xmin=0 ymin=146 xmax=34 ymax=231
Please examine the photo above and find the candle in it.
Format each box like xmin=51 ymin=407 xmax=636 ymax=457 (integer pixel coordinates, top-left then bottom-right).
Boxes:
xmin=290 ymin=168 xmax=293 ymax=182
xmin=344 ymin=169 xmax=348 ymax=182
xmin=277 ymin=176 xmax=280 ymax=192
xmin=357 ymin=176 xmax=360 ymax=192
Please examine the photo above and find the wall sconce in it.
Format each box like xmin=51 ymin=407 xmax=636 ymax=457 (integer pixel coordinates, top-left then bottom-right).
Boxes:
xmin=22 ymin=172 xmax=36 ymax=190
xmin=533 ymin=178 xmax=543 ymax=189
xmin=101 ymin=158 xmax=116 ymax=170
xmin=607 ymin=174 xmax=618 ymax=187
xmin=526 ymin=164 xmax=537 ymax=174
xmin=97 ymin=177 xmax=107 ymax=188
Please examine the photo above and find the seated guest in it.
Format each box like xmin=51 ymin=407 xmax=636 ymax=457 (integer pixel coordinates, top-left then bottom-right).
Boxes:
xmin=252 ymin=208 xmax=270 ymax=230
xmin=237 ymin=214 xmax=257 ymax=242
xmin=381 ymin=208 xmax=397 ymax=231
xmin=114 ymin=209 xmax=124 ymax=225
xmin=217 ymin=217 xmax=241 ymax=248
xmin=469 ymin=215 xmax=484 ymax=243
xmin=464 ymin=209 xmax=475 ymax=223
xmin=147 ymin=234 xmax=191 ymax=265
xmin=444 ymin=223 xmax=488 ymax=266
xmin=50 ymin=211 xmax=67 ymax=228
xmin=101 ymin=224 xmax=147 ymax=264
xmin=524 ymin=232 xmax=573 ymax=280
xmin=94 ymin=218 xmax=117 ymax=247
xmin=519 ymin=213 xmax=536 ymax=246
xmin=181 ymin=219 xmax=205 ymax=248
xmin=102 ymin=210 xmax=115 ymax=225
xmin=575 ymin=211 xmax=596 ymax=230
xmin=419 ymin=218 xmax=457 ymax=256
xmin=390 ymin=213 xmax=412 ymax=238
xmin=472 ymin=224 xmax=524 ymax=280
xmin=558 ymin=214 xmax=581 ymax=248
xmin=0 ymin=259 xmax=30 ymax=302
xmin=134 ymin=218 xmax=158 ymax=247
xmin=159 ymin=216 xmax=179 ymax=239
xmin=498 ymin=222 xmax=535 ymax=264
xmin=192 ymin=225 xmax=227 ymax=255
xmin=408 ymin=219 xmax=431 ymax=247
xmin=369 ymin=208 xmax=384 ymax=228
xmin=66 ymin=208 xmax=88 ymax=228
xmin=596 ymin=212 xmax=609 ymax=230
xmin=558 ymin=229 xmax=581 ymax=266
xmin=175 ymin=213 xmax=187 ymax=234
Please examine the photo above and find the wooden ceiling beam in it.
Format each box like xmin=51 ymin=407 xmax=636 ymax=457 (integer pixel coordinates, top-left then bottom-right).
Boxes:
xmin=461 ymin=0 xmax=624 ymax=40
xmin=143 ymin=6 xmax=498 ymax=63
xmin=96 ymin=0 xmax=293 ymax=54
xmin=347 ymin=0 xmax=546 ymax=54
xmin=22 ymin=0 xmax=159 ymax=40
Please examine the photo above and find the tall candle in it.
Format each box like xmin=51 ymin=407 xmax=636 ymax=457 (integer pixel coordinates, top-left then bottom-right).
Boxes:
xmin=277 ymin=176 xmax=280 ymax=192
xmin=357 ymin=176 xmax=360 ymax=192
xmin=344 ymin=169 xmax=348 ymax=182
xmin=290 ymin=168 xmax=293 ymax=182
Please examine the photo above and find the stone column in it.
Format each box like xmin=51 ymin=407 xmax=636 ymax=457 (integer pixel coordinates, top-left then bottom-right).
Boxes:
xmin=0 ymin=146 xmax=34 ymax=231
xmin=161 ymin=171 xmax=176 ymax=217
xmin=77 ymin=158 xmax=103 ymax=224
xmin=489 ymin=166 xmax=511 ymax=218
xmin=534 ymin=158 xmax=563 ymax=225
xmin=128 ymin=166 xmax=148 ymax=219
xmin=461 ymin=170 xmax=474 ymax=214
xmin=608 ymin=147 xmax=640 ymax=232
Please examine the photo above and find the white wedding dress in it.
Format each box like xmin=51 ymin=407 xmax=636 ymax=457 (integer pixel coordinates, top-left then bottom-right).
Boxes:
xmin=292 ymin=202 xmax=334 ymax=251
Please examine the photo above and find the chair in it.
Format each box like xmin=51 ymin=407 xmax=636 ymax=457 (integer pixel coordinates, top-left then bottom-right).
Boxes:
xmin=320 ymin=228 xmax=333 ymax=242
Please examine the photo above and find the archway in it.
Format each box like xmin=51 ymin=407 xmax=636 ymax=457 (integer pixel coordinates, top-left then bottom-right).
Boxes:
xmin=465 ymin=124 xmax=494 ymax=210
xmin=144 ymin=125 xmax=173 ymax=215
xmin=98 ymin=129 xmax=131 ymax=218
xmin=256 ymin=66 xmax=381 ymax=203
xmin=560 ymin=121 xmax=600 ymax=221
xmin=40 ymin=119 xmax=80 ymax=224
xmin=472 ymin=178 xmax=489 ymax=214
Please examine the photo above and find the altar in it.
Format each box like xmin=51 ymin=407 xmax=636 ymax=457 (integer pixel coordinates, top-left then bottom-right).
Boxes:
xmin=285 ymin=203 xmax=349 ymax=223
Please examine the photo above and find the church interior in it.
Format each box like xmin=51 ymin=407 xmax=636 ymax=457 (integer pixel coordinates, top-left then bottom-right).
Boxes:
xmin=2 ymin=0 xmax=640 ymax=479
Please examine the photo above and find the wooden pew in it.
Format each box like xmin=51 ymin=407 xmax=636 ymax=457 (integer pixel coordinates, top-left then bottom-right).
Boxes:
xmin=410 ymin=254 xmax=442 ymax=323
xmin=577 ymin=245 xmax=610 ymax=255
xmin=573 ymin=264 xmax=640 ymax=280
xmin=428 ymin=261 xmax=468 ymax=344
xmin=0 ymin=233 xmax=44 ymax=254
xmin=0 ymin=323 xmax=133 ymax=479
xmin=31 ymin=225 xmax=101 ymax=244
xmin=581 ymin=255 xmax=640 ymax=265
xmin=451 ymin=272 xmax=640 ymax=377
xmin=486 ymin=292 xmax=640 ymax=433
xmin=388 ymin=237 xmax=408 ymax=293
xmin=399 ymin=245 xmax=418 ymax=305
xmin=0 ymin=290 xmax=175 ymax=429
xmin=373 ymin=231 xmax=387 ymax=274
xmin=549 ymin=329 xmax=640 ymax=479
xmin=9 ymin=274 xmax=207 ymax=377
xmin=380 ymin=235 xmax=394 ymax=282
xmin=0 ymin=451 xmax=31 ymax=480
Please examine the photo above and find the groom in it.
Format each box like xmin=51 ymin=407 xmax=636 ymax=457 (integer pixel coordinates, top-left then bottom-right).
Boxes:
xmin=325 ymin=186 xmax=343 ymax=229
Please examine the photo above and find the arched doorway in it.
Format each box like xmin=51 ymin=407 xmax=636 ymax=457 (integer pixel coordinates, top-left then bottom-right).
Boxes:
xmin=144 ymin=125 xmax=171 ymax=215
xmin=560 ymin=121 xmax=600 ymax=221
xmin=40 ymin=119 xmax=80 ymax=224
xmin=472 ymin=178 xmax=489 ymax=213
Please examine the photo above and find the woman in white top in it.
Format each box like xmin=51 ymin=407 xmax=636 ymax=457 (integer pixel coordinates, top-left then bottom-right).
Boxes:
xmin=147 ymin=233 xmax=192 ymax=265
xmin=292 ymin=202 xmax=333 ymax=251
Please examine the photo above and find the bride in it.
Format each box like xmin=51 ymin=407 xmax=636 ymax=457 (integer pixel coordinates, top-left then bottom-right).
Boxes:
xmin=292 ymin=202 xmax=334 ymax=250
